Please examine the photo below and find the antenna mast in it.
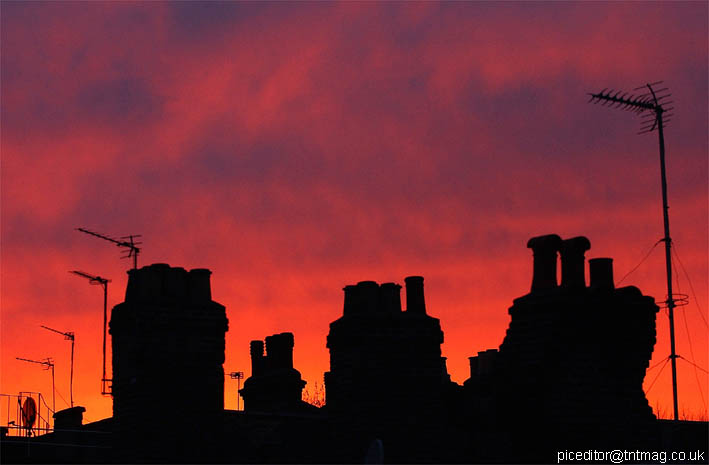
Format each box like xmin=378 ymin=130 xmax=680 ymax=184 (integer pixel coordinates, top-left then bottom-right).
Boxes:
xmin=76 ymin=228 xmax=142 ymax=269
xmin=588 ymin=81 xmax=679 ymax=421
xmin=16 ymin=357 xmax=55 ymax=414
xmin=40 ymin=326 xmax=75 ymax=407
xmin=228 ymin=371 xmax=245 ymax=411
xmin=70 ymin=270 xmax=112 ymax=396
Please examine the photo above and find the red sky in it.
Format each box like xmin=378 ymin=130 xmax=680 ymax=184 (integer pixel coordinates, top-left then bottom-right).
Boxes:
xmin=1 ymin=1 xmax=707 ymax=423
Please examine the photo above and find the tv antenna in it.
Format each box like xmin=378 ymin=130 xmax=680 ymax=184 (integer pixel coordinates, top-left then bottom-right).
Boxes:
xmin=16 ymin=357 xmax=55 ymax=414
xmin=70 ymin=270 xmax=112 ymax=396
xmin=228 ymin=371 xmax=245 ymax=411
xmin=40 ymin=326 xmax=75 ymax=407
xmin=76 ymin=228 xmax=141 ymax=269
xmin=588 ymin=81 xmax=680 ymax=420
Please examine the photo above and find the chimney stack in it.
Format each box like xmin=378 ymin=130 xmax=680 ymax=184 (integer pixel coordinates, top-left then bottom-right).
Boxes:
xmin=589 ymin=258 xmax=614 ymax=290
xmin=404 ymin=276 xmax=426 ymax=314
xmin=265 ymin=333 xmax=295 ymax=371
xmin=527 ymin=235 xmax=562 ymax=292
xmin=379 ymin=282 xmax=403 ymax=313
xmin=560 ymin=236 xmax=591 ymax=289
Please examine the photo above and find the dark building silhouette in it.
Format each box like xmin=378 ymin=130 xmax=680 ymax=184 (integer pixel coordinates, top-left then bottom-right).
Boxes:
xmin=240 ymin=332 xmax=313 ymax=413
xmin=325 ymin=277 xmax=460 ymax=462
xmin=463 ymin=235 xmax=660 ymax=461
xmin=109 ymin=263 xmax=228 ymax=462
xmin=2 ymin=242 xmax=706 ymax=464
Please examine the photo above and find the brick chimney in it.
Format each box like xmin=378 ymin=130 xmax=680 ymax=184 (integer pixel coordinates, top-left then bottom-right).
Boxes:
xmin=110 ymin=263 xmax=228 ymax=462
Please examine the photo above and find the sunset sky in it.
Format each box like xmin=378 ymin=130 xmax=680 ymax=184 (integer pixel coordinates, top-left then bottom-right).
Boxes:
xmin=1 ymin=1 xmax=707 ymax=423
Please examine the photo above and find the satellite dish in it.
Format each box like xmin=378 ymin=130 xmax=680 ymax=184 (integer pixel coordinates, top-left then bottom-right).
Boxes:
xmin=21 ymin=397 xmax=37 ymax=429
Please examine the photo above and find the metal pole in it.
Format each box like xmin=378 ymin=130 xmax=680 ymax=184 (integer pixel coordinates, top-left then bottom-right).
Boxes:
xmin=237 ymin=378 xmax=241 ymax=411
xmin=51 ymin=364 xmax=55 ymax=415
xmin=656 ymin=108 xmax=679 ymax=421
xmin=102 ymin=282 xmax=108 ymax=394
xmin=70 ymin=339 xmax=74 ymax=408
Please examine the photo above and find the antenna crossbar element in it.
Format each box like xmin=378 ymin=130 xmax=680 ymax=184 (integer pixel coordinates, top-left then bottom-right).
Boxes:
xmin=40 ymin=326 xmax=75 ymax=407
xmin=70 ymin=270 xmax=112 ymax=396
xmin=76 ymin=228 xmax=141 ymax=269
xmin=587 ymin=81 xmax=679 ymax=421
xmin=16 ymin=358 xmax=55 ymax=414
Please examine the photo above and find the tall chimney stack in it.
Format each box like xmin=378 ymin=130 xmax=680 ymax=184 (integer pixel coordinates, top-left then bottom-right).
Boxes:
xmin=560 ymin=236 xmax=591 ymax=289
xmin=404 ymin=276 xmax=426 ymax=314
xmin=527 ymin=235 xmax=562 ymax=292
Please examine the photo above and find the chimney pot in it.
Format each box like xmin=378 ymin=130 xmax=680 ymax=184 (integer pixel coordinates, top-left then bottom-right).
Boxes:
xmin=342 ymin=285 xmax=358 ymax=316
xmin=589 ymin=258 xmax=614 ymax=290
xmin=250 ymin=340 xmax=264 ymax=376
xmin=527 ymin=235 xmax=562 ymax=292
xmin=379 ymin=283 xmax=402 ymax=313
xmin=404 ymin=276 xmax=426 ymax=314
xmin=560 ymin=236 xmax=591 ymax=289
xmin=357 ymin=281 xmax=380 ymax=313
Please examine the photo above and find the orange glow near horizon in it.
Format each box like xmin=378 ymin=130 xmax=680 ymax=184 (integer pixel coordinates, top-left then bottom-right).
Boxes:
xmin=1 ymin=2 xmax=707 ymax=425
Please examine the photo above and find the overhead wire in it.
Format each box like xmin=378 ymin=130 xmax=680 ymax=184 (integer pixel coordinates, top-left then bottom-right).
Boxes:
xmin=671 ymin=244 xmax=708 ymax=328
xmin=617 ymin=239 xmax=662 ymax=285
xmin=645 ymin=357 xmax=670 ymax=395
xmin=647 ymin=356 xmax=669 ymax=372
xmin=672 ymin=255 xmax=707 ymax=413
xmin=678 ymin=356 xmax=709 ymax=375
